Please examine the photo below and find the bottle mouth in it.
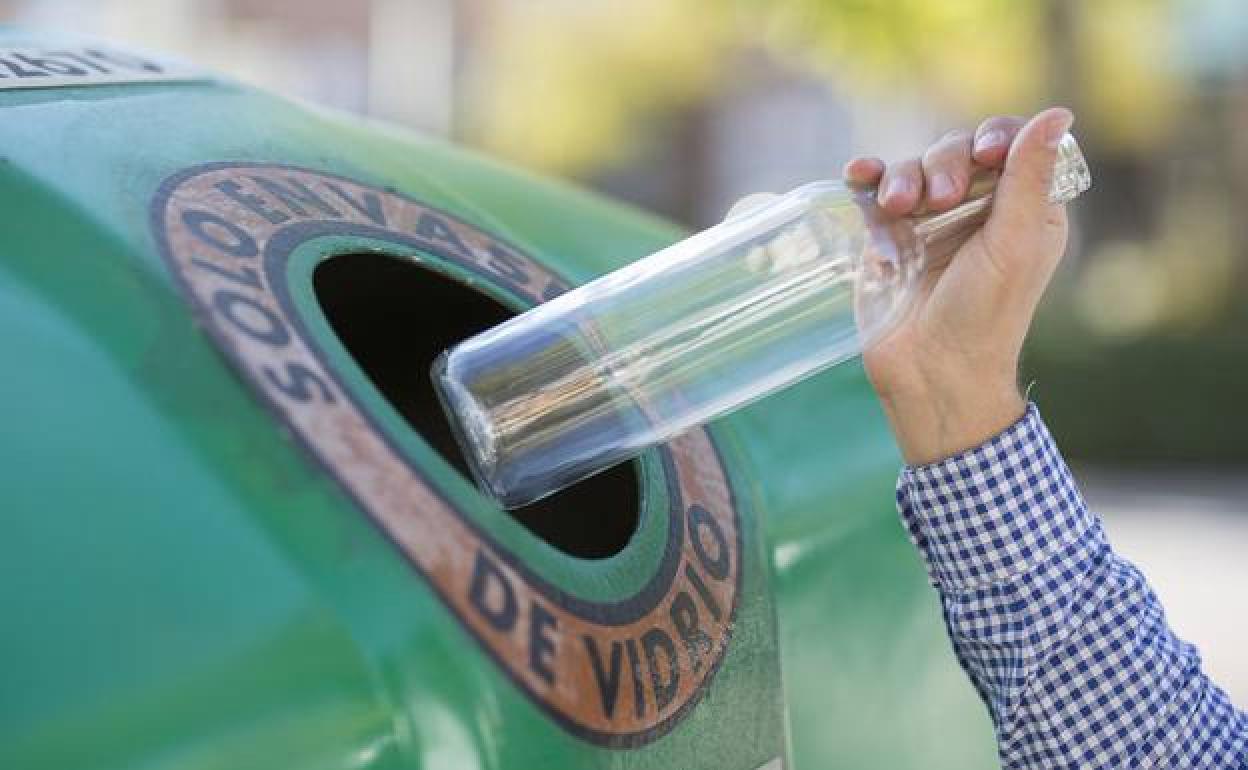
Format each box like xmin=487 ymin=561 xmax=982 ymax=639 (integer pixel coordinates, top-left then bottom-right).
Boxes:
xmin=1050 ymin=133 xmax=1092 ymax=204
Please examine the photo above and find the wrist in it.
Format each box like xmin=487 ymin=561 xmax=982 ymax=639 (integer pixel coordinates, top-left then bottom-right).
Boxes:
xmin=880 ymin=377 xmax=1025 ymax=466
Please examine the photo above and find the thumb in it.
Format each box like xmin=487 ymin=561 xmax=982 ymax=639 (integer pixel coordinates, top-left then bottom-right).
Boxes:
xmin=984 ymin=107 xmax=1075 ymax=250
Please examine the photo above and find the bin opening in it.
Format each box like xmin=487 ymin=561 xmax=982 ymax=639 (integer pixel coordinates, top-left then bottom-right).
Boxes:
xmin=313 ymin=252 xmax=640 ymax=559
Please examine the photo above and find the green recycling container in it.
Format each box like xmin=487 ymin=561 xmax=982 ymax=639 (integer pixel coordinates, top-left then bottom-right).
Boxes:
xmin=0 ymin=29 xmax=996 ymax=770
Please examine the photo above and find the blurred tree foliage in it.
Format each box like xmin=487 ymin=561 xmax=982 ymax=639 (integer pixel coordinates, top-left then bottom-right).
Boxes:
xmin=467 ymin=0 xmax=1179 ymax=174
xmin=464 ymin=0 xmax=730 ymax=173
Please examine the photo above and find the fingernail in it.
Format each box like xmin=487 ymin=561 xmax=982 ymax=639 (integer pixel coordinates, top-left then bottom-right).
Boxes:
xmin=1046 ymin=109 xmax=1074 ymax=147
xmin=929 ymin=173 xmax=954 ymax=201
xmin=883 ymin=176 xmax=910 ymax=202
xmin=974 ymin=129 xmax=1006 ymax=154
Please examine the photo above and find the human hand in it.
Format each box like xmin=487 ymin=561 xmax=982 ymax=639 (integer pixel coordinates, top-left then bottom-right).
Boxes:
xmin=844 ymin=107 xmax=1075 ymax=465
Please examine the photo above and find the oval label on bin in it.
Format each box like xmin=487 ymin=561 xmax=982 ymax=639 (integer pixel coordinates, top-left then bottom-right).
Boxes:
xmin=151 ymin=163 xmax=743 ymax=748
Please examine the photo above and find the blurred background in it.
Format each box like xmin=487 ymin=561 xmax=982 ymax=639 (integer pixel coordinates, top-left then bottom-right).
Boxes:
xmin=6 ymin=0 xmax=1244 ymax=698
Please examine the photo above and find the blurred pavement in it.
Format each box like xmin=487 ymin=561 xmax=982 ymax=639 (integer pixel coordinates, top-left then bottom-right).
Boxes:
xmin=1079 ymin=469 xmax=1248 ymax=706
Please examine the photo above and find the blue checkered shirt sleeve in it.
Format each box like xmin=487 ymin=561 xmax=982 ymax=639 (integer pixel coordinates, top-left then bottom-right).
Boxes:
xmin=896 ymin=403 xmax=1248 ymax=769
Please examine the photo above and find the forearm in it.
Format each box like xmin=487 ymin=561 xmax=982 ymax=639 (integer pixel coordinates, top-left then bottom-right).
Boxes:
xmin=896 ymin=404 xmax=1248 ymax=768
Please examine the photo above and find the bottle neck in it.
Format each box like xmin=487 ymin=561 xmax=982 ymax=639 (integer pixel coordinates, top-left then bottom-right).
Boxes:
xmin=909 ymin=132 xmax=1091 ymax=266
xmin=911 ymin=172 xmax=998 ymax=266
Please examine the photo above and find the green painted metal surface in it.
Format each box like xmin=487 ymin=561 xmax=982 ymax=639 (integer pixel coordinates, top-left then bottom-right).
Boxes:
xmin=0 ymin=30 xmax=996 ymax=770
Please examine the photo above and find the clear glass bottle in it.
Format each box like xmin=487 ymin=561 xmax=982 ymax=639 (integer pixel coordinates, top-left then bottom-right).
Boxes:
xmin=434 ymin=135 xmax=1091 ymax=508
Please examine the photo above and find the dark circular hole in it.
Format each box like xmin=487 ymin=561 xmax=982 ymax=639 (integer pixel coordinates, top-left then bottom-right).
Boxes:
xmin=313 ymin=252 xmax=641 ymax=559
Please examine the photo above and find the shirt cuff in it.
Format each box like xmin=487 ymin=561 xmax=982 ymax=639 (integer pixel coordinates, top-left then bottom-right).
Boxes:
xmin=896 ymin=402 xmax=1097 ymax=592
